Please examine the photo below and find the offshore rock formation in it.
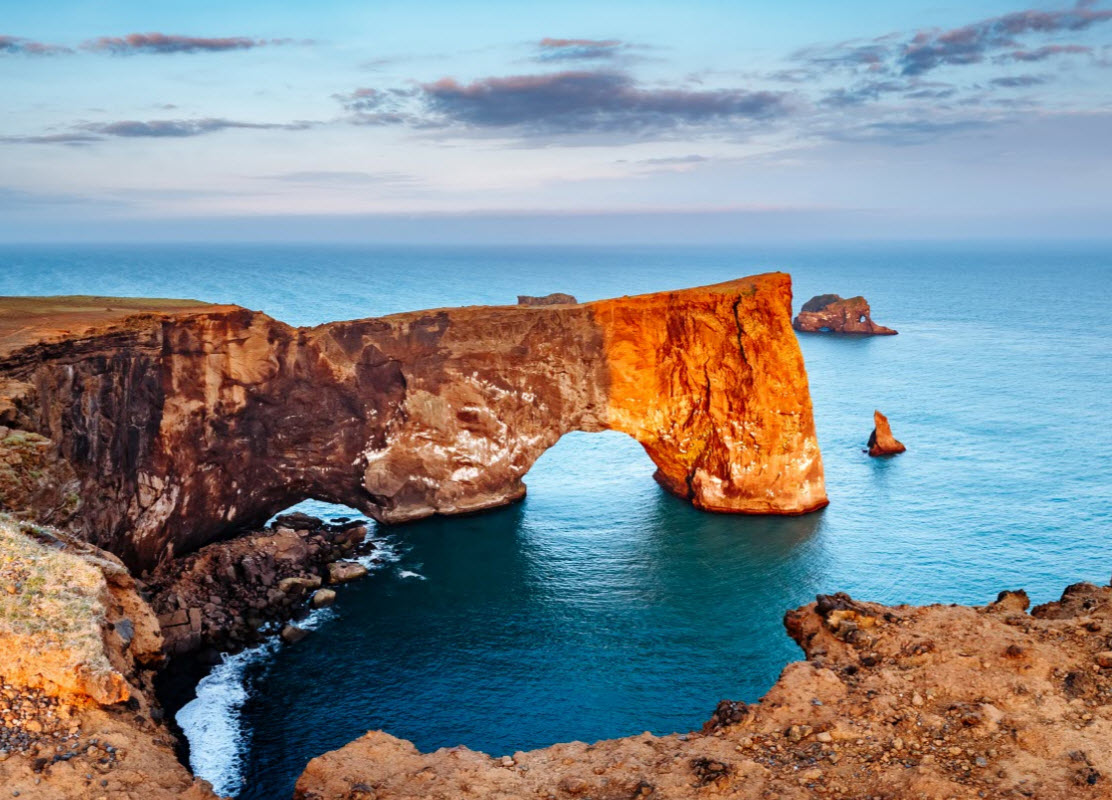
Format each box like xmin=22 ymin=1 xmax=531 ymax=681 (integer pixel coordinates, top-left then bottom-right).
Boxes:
xmin=0 ymin=274 xmax=826 ymax=570
xmin=517 ymin=292 xmax=578 ymax=306
xmin=868 ymin=409 xmax=906 ymax=456
xmin=296 ymin=582 xmax=1112 ymax=800
xmin=793 ymin=294 xmax=897 ymax=335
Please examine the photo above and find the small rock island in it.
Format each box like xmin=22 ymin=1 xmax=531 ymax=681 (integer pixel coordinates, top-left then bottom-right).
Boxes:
xmin=793 ymin=294 xmax=897 ymax=335
xmin=868 ymin=409 xmax=906 ymax=456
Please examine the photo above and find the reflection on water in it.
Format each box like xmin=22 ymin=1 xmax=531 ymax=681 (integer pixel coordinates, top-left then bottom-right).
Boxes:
xmin=233 ymin=434 xmax=832 ymax=800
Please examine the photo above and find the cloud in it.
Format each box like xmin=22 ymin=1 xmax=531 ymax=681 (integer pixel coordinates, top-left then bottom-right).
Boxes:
xmin=1003 ymin=43 xmax=1093 ymax=61
xmin=0 ymin=35 xmax=71 ymax=55
xmin=81 ymin=33 xmax=301 ymax=55
xmin=535 ymin=38 xmax=626 ymax=62
xmin=260 ymin=170 xmax=419 ymax=186
xmin=83 ymin=118 xmax=312 ymax=137
xmin=630 ymin=154 xmax=710 ymax=166
xmin=989 ymin=74 xmax=1047 ymax=87
xmin=374 ymin=70 xmax=791 ymax=135
xmin=900 ymin=4 xmax=1112 ymax=75
xmin=2 ymin=118 xmax=313 ymax=145
xmin=793 ymin=2 xmax=1112 ymax=79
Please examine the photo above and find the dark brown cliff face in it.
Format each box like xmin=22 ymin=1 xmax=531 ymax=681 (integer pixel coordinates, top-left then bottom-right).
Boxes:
xmin=793 ymin=294 xmax=897 ymax=335
xmin=0 ymin=273 xmax=826 ymax=570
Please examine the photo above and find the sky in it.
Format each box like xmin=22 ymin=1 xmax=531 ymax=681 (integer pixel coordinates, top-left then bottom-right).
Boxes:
xmin=1 ymin=0 xmax=1110 ymax=242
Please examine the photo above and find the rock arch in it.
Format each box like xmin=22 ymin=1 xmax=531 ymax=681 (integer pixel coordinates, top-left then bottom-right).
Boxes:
xmin=0 ymin=273 xmax=826 ymax=569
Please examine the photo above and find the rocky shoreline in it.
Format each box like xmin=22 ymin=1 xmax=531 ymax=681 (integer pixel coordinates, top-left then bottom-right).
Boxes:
xmin=4 ymin=508 xmax=1112 ymax=799
xmin=144 ymin=512 xmax=379 ymax=660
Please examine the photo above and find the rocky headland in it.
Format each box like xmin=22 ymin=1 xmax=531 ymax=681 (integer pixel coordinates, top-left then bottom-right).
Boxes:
xmin=793 ymin=294 xmax=897 ymax=335
xmin=3 ymin=279 xmax=1107 ymax=800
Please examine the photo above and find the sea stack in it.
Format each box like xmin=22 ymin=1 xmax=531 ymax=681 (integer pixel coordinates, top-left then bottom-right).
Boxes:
xmin=793 ymin=294 xmax=897 ymax=335
xmin=868 ymin=410 xmax=906 ymax=456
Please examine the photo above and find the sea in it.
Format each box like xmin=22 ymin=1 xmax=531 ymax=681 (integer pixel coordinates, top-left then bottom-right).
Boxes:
xmin=0 ymin=242 xmax=1109 ymax=799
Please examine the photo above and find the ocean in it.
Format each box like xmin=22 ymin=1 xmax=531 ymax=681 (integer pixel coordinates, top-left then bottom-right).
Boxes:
xmin=1 ymin=242 xmax=1109 ymax=798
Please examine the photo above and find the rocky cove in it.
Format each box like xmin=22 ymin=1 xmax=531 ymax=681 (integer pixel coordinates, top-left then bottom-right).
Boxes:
xmin=0 ymin=272 xmax=1110 ymax=800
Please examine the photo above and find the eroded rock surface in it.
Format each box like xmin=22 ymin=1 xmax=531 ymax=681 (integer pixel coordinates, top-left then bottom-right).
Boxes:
xmin=295 ymin=581 xmax=1112 ymax=800
xmin=517 ymin=293 xmax=578 ymax=306
xmin=793 ymin=294 xmax=897 ymax=335
xmin=868 ymin=409 xmax=907 ymax=456
xmin=0 ymin=515 xmax=216 ymax=800
xmin=0 ymin=274 xmax=826 ymax=570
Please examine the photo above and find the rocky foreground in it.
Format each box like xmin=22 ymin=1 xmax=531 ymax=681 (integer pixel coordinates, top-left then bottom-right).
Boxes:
xmin=4 ymin=506 xmax=1112 ymax=799
xmin=296 ymin=583 xmax=1112 ymax=800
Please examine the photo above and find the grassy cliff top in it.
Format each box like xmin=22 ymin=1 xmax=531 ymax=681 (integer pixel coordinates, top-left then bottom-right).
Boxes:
xmin=0 ymin=295 xmax=222 ymax=357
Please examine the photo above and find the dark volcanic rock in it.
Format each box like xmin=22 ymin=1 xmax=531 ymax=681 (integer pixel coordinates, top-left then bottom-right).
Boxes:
xmin=793 ymin=294 xmax=897 ymax=335
xmin=0 ymin=274 xmax=827 ymax=570
xmin=517 ymin=292 xmax=577 ymax=306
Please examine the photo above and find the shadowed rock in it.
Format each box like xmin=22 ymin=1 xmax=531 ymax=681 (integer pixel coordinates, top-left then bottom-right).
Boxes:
xmin=793 ymin=294 xmax=897 ymax=335
xmin=868 ymin=409 xmax=906 ymax=456
xmin=517 ymin=292 xmax=578 ymax=306
xmin=0 ymin=274 xmax=826 ymax=569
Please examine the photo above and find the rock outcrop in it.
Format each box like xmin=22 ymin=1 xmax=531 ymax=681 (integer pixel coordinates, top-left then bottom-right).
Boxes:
xmin=793 ymin=294 xmax=897 ymax=335
xmin=517 ymin=293 xmax=578 ymax=306
xmin=868 ymin=409 xmax=906 ymax=456
xmin=295 ymin=581 xmax=1112 ymax=800
xmin=0 ymin=515 xmax=217 ymax=800
xmin=0 ymin=274 xmax=826 ymax=570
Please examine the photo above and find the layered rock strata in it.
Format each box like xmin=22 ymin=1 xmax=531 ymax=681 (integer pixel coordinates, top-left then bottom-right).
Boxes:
xmin=296 ymin=581 xmax=1112 ymax=800
xmin=0 ymin=274 xmax=826 ymax=571
xmin=868 ymin=409 xmax=907 ymax=457
xmin=793 ymin=294 xmax=897 ymax=335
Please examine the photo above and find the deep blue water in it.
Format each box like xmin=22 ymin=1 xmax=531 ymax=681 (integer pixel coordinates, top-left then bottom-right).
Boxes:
xmin=1 ymin=243 xmax=1110 ymax=799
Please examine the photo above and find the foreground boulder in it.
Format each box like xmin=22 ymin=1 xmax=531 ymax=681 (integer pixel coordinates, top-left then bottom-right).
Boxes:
xmin=868 ymin=409 xmax=907 ymax=456
xmin=0 ymin=274 xmax=826 ymax=570
xmin=0 ymin=515 xmax=217 ymax=799
xmin=793 ymin=294 xmax=897 ymax=335
xmin=295 ymin=581 xmax=1112 ymax=800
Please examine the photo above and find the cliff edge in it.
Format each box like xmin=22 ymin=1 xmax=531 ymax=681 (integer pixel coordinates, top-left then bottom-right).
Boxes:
xmin=0 ymin=274 xmax=826 ymax=570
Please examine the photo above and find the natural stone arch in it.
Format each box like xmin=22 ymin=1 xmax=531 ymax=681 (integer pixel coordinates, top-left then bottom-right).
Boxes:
xmin=0 ymin=273 xmax=826 ymax=569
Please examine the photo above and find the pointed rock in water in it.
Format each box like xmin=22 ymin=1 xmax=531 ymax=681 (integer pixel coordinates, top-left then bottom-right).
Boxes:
xmin=310 ymin=588 xmax=336 ymax=608
xmin=793 ymin=294 xmax=897 ymax=335
xmin=867 ymin=410 xmax=906 ymax=456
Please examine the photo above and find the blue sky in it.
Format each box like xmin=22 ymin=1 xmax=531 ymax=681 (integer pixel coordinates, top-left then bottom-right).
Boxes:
xmin=1 ymin=0 xmax=1110 ymax=241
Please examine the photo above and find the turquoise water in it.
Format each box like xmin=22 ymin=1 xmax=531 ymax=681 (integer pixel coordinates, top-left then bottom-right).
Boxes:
xmin=1 ymin=243 xmax=1110 ymax=798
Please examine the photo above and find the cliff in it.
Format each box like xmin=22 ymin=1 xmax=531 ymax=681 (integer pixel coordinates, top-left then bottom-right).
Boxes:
xmin=295 ymin=581 xmax=1112 ymax=800
xmin=0 ymin=515 xmax=217 ymax=799
xmin=0 ymin=274 xmax=826 ymax=570
xmin=793 ymin=294 xmax=897 ymax=335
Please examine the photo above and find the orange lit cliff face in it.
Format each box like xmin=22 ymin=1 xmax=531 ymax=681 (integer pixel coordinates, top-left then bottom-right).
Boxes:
xmin=595 ymin=274 xmax=827 ymax=515
xmin=0 ymin=273 xmax=826 ymax=569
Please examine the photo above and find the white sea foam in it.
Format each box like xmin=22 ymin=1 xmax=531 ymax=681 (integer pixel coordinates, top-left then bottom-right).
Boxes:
xmin=176 ymin=526 xmax=391 ymax=796
xmin=176 ymin=640 xmax=276 ymax=797
xmin=398 ymin=569 xmax=426 ymax=580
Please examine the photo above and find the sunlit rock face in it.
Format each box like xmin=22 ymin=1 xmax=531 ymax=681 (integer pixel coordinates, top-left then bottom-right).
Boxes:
xmin=792 ymin=294 xmax=897 ymax=335
xmin=0 ymin=273 xmax=826 ymax=569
